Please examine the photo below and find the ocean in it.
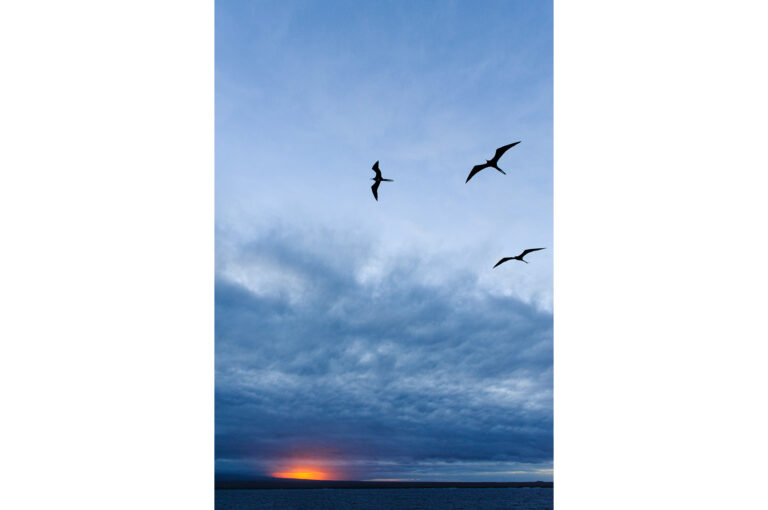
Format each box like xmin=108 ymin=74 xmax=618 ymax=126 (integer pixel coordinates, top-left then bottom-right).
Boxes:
xmin=215 ymin=488 xmax=553 ymax=510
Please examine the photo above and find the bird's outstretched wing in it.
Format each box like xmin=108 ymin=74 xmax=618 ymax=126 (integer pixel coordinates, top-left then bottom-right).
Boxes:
xmin=519 ymin=247 xmax=546 ymax=258
xmin=489 ymin=141 xmax=521 ymax=166
xmin=372 ymin=161 xmax=382 ymax=179
xmin=493 ymin=257 xmax=513 ymax=268
xmin=466 ymin=163 xmax=491 ymax=183
xmin=371 ymin=181 xmax=380 ymax=201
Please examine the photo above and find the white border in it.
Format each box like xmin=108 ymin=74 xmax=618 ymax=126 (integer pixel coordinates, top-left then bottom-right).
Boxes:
xmin=556 ymin=1 xmax=768 ymax=508
xmin=1 ymin=1 xmax=213 ymax=508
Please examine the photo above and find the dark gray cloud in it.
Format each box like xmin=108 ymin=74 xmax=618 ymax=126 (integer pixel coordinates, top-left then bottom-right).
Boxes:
xmin=215 ymin=228 xmax=552 ymax=481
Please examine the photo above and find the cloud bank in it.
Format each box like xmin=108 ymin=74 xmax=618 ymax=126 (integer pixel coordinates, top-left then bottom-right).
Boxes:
xmin=215 ymin=226 xmax=552 ymax=481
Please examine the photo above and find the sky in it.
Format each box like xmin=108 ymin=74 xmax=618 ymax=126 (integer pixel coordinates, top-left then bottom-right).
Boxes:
xmin=215 ymin=0 xmax=552 ymax=482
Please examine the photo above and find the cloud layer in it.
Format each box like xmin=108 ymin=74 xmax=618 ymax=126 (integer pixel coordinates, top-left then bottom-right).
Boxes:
xmin=215 ymin=227 xmax=552 ymax=481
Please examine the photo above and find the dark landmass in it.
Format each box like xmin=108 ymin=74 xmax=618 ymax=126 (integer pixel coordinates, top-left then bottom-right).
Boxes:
xmin=216 ymin=478 xmax=553 ymax=490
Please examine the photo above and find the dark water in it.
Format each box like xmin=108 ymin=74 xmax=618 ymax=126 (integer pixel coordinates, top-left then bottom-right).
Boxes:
xmin=216 ymin=488 xmax=553 ymax=510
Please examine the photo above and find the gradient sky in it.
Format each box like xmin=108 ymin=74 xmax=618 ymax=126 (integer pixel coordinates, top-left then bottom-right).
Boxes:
xmin=215 ymin=0 xmax=552 ymax=482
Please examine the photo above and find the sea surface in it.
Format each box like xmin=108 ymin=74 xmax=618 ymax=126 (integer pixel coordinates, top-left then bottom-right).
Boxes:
xmin=216 ymin=488 xmax=553 ymax=510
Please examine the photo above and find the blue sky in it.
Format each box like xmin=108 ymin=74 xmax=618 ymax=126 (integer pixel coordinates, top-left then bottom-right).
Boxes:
xmin=216 ymin=0 xmax=552 ymax=481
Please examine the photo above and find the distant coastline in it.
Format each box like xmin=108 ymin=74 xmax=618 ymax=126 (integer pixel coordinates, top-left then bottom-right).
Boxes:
xmin=216 ymin=479 xmax=553 ymax=490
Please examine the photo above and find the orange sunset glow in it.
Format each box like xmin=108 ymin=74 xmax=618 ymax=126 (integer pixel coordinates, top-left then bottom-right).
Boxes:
xmin=269 ymin=458 xmax=343 ymax=481
xmin=271 ymin=469 xmax=331 ymax=480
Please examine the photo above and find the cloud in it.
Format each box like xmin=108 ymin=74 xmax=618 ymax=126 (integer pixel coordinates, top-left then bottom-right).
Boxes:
xmin=215 ymin=226 xmax=552 ymax=480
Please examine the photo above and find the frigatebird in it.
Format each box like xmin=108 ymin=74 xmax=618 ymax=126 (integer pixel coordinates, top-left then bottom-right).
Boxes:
xmin=370 ymin=161 xmax=393 ymax=201
xmin=465 ymin=141 xmax=521 ymax=183
xmin=493 ymin=248 xmax=545 ymax=267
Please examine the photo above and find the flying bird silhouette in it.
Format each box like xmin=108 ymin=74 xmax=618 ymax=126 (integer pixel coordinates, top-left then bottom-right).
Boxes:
xmin=493 ymin=248 xmax=545 ymax=267
xmin=465 ymin=141 xmax=521 ymax=183
xmin=370 ymin=161 xmax=393 ymax=201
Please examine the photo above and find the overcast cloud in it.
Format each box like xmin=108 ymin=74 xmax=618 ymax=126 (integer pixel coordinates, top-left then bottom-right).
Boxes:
xmin=215 ymin=227 xmax=552 ymax=481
